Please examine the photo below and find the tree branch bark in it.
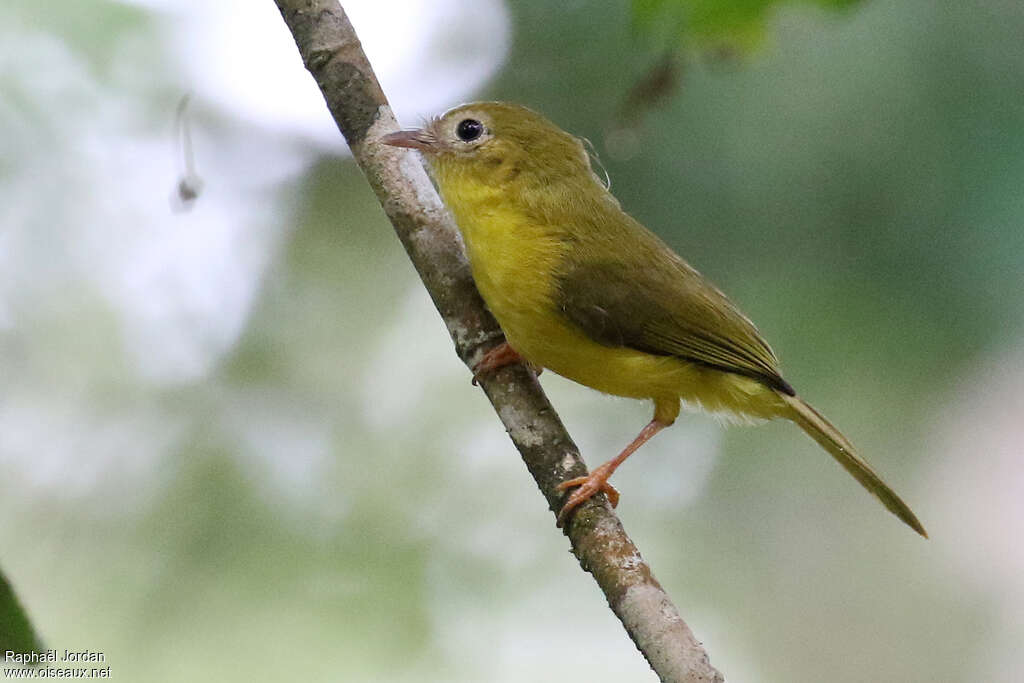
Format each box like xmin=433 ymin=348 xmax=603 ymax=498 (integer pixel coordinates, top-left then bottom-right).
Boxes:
xmin=271 ymin=3 xmax=725 ymax=681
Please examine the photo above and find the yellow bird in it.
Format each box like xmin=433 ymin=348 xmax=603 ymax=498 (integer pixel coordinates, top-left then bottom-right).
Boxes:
xmin=382 ymin=102 xmax=926 ymax=537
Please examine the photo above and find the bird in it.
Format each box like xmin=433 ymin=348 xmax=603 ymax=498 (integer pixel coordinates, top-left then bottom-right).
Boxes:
xmin=381 ymin=101 xmax=926 ymax=537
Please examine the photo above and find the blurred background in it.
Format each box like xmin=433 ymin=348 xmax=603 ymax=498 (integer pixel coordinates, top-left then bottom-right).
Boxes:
xmin=2 ymin=0 xmax=1023 ymax=681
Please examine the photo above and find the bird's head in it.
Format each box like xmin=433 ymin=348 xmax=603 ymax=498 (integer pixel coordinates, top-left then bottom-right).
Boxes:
xmin=381 ymin=101 xmax=600 ymax=192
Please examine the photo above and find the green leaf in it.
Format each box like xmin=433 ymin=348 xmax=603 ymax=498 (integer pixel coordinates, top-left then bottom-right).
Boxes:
xmin=632 ymin=0 xmax=863 ymax=50
xmin=0 ymin=568 xmax=43 ymax=655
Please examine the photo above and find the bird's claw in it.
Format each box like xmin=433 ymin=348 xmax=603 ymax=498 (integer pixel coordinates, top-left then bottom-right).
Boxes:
xmin=555 ymin=467 xmax=620 ymax=528
xmin=471 ymin=342 xmax=540 ymax=385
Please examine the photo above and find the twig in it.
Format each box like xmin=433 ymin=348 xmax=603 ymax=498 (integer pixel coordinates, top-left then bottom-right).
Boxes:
xmin=172 ymin=93 xmax=203 ymax=209
xmin=271 ymin=2 xmax=725 ymax=681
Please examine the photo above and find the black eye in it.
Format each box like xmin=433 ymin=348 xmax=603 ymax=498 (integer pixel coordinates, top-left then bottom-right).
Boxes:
xmin=456 ymin=118 xmax=484 ymax=142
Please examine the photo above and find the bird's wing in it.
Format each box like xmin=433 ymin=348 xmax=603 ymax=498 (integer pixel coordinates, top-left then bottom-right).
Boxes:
xmin=555 ymin=249 xmax=794 ymax=395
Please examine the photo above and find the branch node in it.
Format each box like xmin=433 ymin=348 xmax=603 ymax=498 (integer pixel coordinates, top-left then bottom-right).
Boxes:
xmin=305 ymin=34 xmax=361 ymax=74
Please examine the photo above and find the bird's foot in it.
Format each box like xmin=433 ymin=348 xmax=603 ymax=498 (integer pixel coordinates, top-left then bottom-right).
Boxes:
xmin=555 ymin=464 xmax=620 ymax=528
xmin=471 ymin=342 xmax=540 ymax=385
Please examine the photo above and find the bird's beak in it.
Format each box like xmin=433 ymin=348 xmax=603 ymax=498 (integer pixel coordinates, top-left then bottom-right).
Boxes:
xmin=380 ymin=129 xmax=435 ymax=151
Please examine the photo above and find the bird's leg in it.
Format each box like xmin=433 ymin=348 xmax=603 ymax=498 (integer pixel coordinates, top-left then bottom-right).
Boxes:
xmin=556 ymin=419 xmax=669 ymax=528
xmin=471 ymin=341 xmax=540 ymax=385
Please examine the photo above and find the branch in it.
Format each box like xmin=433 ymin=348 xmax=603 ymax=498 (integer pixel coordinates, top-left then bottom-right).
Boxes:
xmin=271 ymin=3 xmax=724 ymax=681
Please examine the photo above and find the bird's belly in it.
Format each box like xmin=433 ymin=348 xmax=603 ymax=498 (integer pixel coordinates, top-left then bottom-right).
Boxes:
xmin=500 ymin=307 xmax=685 ymax=399
xmin=501 ymin=308 xmax=780 ymax=421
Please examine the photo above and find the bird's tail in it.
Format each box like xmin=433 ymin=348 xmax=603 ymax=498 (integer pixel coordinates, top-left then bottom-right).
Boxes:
xmin=780 ymin=394 xmax=927 ymax=538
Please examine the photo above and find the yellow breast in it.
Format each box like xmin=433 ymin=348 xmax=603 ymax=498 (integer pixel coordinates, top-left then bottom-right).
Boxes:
xmin=437 ymin=179 xmax=557 ymax=337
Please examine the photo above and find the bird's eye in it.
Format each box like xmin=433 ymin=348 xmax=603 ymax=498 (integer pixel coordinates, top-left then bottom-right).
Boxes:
xmin=456 ymin=118 xmax=484 ymax=142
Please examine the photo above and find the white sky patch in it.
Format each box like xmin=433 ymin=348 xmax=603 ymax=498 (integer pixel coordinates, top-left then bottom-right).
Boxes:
xmin=220 ymin=388 xmax=340 ymax=515
xmin=924 ymin=344 xmax=1024 ymax=682
xmin=0 ymin=0 xmax=508 ymax=495
xmin=425 ymin=571 xmax=666 ymax=683
xmin=359 ymin=284 xmax=466 ymax=431
xmin=1 ymin=0 xmax=510 ymax=382
xmin=122 ymin=0 xmax=510 ymax=144
xmin=0 ymin=29 xmax=291 ymax=383
xmin=925 ymin=346 xmax=1024 ymax=589
xmin=0 ymin=391 xmax=184 ymax=504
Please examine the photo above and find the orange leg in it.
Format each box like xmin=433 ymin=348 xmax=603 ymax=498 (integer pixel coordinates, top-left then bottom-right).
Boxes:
xmin=471 ymin=342 xmax=540 ymax=385
xmin=556 ymin=419 xmax=669 ymax=528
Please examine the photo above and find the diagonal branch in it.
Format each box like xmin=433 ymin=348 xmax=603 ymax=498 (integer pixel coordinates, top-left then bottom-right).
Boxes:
xmin=271 ymin=2 xmax=725 ymax=681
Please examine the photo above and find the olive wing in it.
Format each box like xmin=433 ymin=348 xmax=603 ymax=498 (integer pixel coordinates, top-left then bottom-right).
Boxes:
xmin=555 ymin=256 xmax=794 ymax=395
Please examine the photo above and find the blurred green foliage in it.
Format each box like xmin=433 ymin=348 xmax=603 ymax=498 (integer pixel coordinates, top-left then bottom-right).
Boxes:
xmin=633 ymin=0 xmax=862 ymax=49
